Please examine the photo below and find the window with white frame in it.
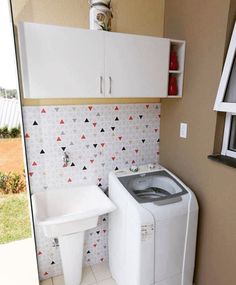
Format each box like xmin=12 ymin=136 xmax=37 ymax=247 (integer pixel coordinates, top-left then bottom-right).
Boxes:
xmin=221 ymin=113 xmax=236 ymax=158
xmin=214 ymin=22 xmax=236 ymax=112
xmin=214 ymin=22 xmax=236 ymax=159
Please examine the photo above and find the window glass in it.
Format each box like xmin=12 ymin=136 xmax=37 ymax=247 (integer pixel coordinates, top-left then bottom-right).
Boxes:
xmin=228 ymin=115 xmax=236 ymax=151
xmin=224 ymin=55 xmax=236 ymax=103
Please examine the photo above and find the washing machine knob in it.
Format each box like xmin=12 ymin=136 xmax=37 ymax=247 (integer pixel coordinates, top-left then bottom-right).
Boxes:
xmin=148 ymin=163 xmax=156 ymax=170
xmin=129 ymin=165 xmax=139 ymax=172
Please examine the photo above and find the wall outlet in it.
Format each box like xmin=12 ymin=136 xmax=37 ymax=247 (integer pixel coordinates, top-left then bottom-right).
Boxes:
xmin=180 ymin=122 xmax=188 ymax=138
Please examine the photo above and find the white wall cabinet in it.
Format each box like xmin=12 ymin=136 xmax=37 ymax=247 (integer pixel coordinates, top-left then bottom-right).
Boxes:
xmin=104 ymin=32 xmax=169 ymax=98
xmin=18 ymin=22 xmax=185 ymax=99
xmin=18 ymin=23 xmax=105 ymax=98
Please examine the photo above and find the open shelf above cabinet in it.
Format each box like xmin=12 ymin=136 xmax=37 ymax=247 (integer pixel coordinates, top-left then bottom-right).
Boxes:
xmin=169 ymin=70 xmax=182 ymax=74
xmin=167 ymin=40 xmax=185 ymax=98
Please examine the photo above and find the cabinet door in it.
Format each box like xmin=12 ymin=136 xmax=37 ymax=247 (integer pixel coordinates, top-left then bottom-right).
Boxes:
xmin=105 ymin=32 xmax=170 ymax=98
xmin=18 ymin=23 xmax=105 ymax=98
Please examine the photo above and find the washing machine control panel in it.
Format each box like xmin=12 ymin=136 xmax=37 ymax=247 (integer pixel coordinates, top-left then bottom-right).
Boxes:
xmin=129 ymin=165 xmax=139 ymax=172
xmin=115 ymin=163 xmax=163 ymax=177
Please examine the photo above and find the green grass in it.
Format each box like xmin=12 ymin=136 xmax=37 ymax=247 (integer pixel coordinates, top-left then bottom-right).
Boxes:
xmin=0 ymin=193 xmax=31 ymax=244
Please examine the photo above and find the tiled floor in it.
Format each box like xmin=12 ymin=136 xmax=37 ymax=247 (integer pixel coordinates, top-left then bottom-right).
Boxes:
xmin=40 ymin=262 xmax=117 ymax=285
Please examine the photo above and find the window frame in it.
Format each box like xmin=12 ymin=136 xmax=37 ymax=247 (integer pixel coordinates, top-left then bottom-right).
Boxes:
xmin=214 ymin=22 xmax=236 ymax=112
xmin=221 ymin=113 xmax=236 ymax=158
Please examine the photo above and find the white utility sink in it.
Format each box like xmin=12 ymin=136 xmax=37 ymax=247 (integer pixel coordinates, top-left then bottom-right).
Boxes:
xmin=32 ymin=185 xmax=115 ymax=237
xmin=32 ymin=185 xmax=116 ymax=285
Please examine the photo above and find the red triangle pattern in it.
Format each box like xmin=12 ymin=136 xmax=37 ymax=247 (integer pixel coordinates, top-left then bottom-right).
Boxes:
xmin=25 ymin=103 xmax=160 ymax=277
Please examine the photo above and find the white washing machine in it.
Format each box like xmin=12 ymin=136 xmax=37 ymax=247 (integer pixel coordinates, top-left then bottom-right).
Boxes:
xmin=108 ymin=164 xmax=198 ymax=285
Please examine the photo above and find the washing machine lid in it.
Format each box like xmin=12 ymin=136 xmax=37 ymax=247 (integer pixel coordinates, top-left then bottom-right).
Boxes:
xmin=118 ymin=170 xmax=188 ymax=204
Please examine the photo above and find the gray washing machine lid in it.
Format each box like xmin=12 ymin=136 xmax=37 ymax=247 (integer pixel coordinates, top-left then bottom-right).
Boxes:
xmin=118 ymin=170 xmax=188 ymax=204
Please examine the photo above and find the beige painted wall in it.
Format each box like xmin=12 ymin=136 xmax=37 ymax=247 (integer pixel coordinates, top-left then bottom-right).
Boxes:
xmin=11 ymin=0 xmax=164 ymax=37
xmin=161 ymin=1 xmax=236 ymax=284
xmin=12 ymin=1 xmax=236 ymax=283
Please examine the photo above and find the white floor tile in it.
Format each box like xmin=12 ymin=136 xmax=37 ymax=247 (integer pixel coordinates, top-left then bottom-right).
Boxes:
xmin=97 ymin=278 xmax=117 ymax=285
xmin=91 ymin=262 xmax=111 ymax=281
xmin=40 ymin=265 xmax=117 ymax=285
xmin=0 ymin=238 xmax=38 ymax=285
xmin=40 ymin=278 xmax=53 ymax=285
xmin=50 ymin=267 xmax=98 ymax=285
xmin=53 ymin=275 xmax=65 ymax=285
xmin=81 ymin=266 xmax=97 ymax=285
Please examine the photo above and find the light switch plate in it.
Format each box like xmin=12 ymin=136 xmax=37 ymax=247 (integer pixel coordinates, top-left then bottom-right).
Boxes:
xmin=180 ymin=123 xmax=188 ymax=138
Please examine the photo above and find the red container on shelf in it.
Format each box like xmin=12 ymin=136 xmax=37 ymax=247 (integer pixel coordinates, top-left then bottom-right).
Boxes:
xmin=169 ymin=50 xmax=178 ymax=70
xmin=168 ymin=76 xmax=178 ymax=96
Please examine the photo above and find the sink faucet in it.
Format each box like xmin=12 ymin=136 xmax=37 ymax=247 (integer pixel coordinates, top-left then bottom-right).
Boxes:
xmin=63 ymin=151 xmax=70 ymax=166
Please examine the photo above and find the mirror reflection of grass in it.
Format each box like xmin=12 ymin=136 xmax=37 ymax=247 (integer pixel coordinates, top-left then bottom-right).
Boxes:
xmin=0 ymin=125 xmax=21 ymax=139
xmin=0 ymin=172 xmax=25 ymax=194
xmin=0 ymin=136 xmax=31 ymax=244
xmin=0 ymin=192 xmax=31 ymax=244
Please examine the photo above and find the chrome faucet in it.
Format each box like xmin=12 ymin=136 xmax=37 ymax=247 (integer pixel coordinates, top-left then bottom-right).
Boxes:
xmin=63 ymin=151 xmax=70 ymax=166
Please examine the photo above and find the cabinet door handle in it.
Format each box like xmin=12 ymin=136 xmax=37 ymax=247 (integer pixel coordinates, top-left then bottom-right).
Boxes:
xmin=100 ymin=76 xmax=103 ymax=94
xmin=109 ymin=76 xmax=112 ymax=94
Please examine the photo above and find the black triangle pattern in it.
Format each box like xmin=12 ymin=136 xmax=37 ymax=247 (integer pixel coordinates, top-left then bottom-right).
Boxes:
xmin=25 ymin=103 xmax=161 ymax=276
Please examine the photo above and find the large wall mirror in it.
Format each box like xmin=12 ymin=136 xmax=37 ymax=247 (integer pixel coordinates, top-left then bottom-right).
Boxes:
xmin=2 ymin=1 xmax=164 ymax=285
xmin=0 ymin=0 xmax=38 ymax=284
